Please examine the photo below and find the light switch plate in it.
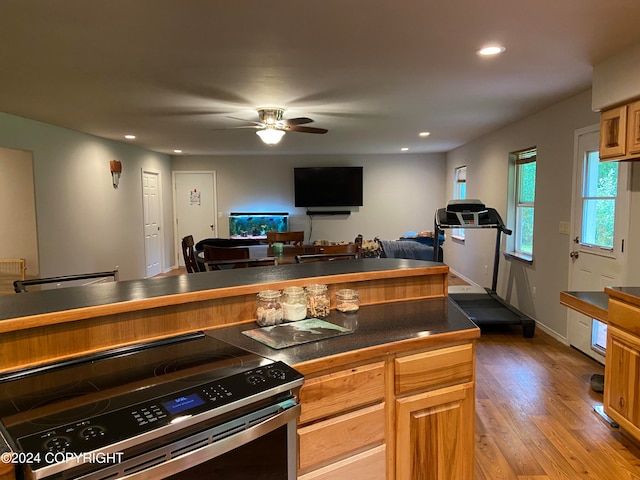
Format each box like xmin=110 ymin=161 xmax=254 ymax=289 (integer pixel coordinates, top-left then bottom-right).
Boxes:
xmin=559 ymin=221 xmax=570 ymax=235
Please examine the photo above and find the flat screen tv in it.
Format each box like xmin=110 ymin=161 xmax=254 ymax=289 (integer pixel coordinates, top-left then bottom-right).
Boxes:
xmin=294 ymin=167 xmax=363 ymax=207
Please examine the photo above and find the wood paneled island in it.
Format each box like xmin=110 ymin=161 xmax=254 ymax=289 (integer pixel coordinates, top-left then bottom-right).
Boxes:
xmin=0 ymin=259 xmax=479 ymax=480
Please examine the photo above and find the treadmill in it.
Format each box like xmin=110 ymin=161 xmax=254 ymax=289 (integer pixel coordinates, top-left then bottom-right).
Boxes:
xmin=433 ymin=199 xmax=535 ymax=338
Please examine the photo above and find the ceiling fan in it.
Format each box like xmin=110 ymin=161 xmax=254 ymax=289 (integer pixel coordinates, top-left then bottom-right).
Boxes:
xmin=224 ymin=108 xmax=328 ymax=145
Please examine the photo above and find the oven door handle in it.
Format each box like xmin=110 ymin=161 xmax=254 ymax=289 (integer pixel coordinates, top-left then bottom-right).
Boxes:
xmin=122 ymin=401 xmax=300 ymax=479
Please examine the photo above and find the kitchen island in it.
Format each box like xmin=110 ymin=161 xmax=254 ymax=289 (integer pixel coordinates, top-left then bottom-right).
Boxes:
xmin=0 ymin=259 xmax=478 ymax=479
xmin=211 ymin=297 xmax=478 ymax=479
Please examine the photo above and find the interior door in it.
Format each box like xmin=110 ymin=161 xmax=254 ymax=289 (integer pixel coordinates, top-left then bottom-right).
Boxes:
xmin=174 ymin=171 xmax=217 ymax=266
xmin=142 ymin=170 xmax=163 ymax=278
xmin=567 ymin=125 xmax=630 ymax=363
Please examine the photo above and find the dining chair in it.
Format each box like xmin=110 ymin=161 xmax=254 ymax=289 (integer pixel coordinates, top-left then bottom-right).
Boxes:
xmin=266 ymin=231 xmax=304 ymax=246
xmin=203 ymin=245 xmax=251 ymax=269
xmin=181 ymin=235 xmax=200 ymax=273
xmin=204 ymin=257 xmax=277 ymax=271
xmin=295 ymin=253 xmax=358 ymax=263
xmin=316 ymin=243 xmax=360 ymax=255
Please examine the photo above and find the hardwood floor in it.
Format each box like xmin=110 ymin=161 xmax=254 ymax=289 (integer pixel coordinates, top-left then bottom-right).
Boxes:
xmin=475 ymin=326 xmax=640 ymax=480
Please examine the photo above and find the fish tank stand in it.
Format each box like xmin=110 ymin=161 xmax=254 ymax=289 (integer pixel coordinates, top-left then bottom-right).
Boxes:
xmin=229 ymin=212 xmax=289 ymax=240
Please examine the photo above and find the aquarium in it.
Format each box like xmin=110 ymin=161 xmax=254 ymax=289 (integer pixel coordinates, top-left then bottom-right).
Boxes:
xmin=229 ymin=212 xmax=289 ymax=239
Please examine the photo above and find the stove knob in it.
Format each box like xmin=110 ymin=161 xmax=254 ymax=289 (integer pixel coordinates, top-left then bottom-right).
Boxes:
xmin=44 ymin=435 xmax=71 ymax=453
xmin=80 ymin=425 xmax=106 ymax=441
xmin=267 ymin=369 xmax=286 ymax=380
xmin=246 ymin=374 xmax=266 ymax=385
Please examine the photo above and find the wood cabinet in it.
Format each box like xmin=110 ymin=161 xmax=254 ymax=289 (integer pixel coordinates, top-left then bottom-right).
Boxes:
xmin=298 ymin=361 xmax=387 ymax=480
xmin=604 ymin=294 xmax=640 ymax=443
xmin=394 ymin=344 xmax=475 ymax=480
xmin=627 ymin=100 xmax=640 ymax=156
xmin=297 ymin=342 xmax=476 ymax=480
xmin=605 ymin=324 xmax=640 ymax=440
xmin=599 ymin=100 xmax=640 ymax=161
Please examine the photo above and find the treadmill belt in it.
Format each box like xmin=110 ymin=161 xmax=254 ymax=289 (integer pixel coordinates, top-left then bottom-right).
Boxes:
xmin=449 ymin=294 xmax=523 ymax=324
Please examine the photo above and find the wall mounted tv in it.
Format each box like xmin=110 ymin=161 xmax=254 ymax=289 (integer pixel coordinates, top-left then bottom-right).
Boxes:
xmin=294 ymin=166 xmax=363 ymax=207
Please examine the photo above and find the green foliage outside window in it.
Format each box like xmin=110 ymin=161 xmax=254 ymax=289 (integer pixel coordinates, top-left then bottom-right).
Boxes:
xmin=516 ymin=160 xmax=536 ymax=255
xmin=582 ymin=153 xmax=617 ymax=249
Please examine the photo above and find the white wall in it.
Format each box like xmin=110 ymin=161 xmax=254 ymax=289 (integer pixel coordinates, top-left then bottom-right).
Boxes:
xmin=0 ymin=113 xmax=173 ymax=280
xmin=592 ymin=42 xmax=640 ymax=110
xmin=445 ymin=89 xmax=600 ymax=339
xmin=171 ymin=153 xmax=447 ymax=245
xmin=0 ymin=147 xmax=38 ymax=275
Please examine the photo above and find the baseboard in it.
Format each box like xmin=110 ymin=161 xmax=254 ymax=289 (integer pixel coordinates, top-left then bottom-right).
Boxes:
xmin=448 ymin=268 xmax=480 ymax=287
xmin=535 ymin=322 xmax=567 ymax=345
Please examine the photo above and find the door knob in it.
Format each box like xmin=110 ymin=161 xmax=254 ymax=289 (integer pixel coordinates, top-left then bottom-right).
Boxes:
xmin=570 ymin=251 xmax=579 ymax=258
xmin=210 ymin=224 xmax=214 ymax=230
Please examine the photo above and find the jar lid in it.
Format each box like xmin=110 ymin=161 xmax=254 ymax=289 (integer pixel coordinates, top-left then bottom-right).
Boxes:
xmin=337 ymin=288 xmax=359 ymax=297
xmin=283 ymin=286 xmax=305 ymax=293
xmin=257 ymin=289 xmax=281 ymax=299
xmin=305 ymin=283 xmax=328 ymax=292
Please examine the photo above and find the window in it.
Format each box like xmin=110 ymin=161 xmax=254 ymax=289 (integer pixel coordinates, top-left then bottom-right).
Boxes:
xmin=581 ymin=151 xmax=617 ymax=250
xmin=453 ymin=166 xmax=466 ymax=239
xmin=512 ymin=148 xmax=536 ymax=258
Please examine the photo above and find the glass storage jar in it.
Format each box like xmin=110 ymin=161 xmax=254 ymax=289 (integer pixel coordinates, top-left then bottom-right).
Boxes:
xmin=281 ymin=286 xmax=307 ymax=322
xmin=255 ymin=290 xmax=283 ymax=326
xmin=305 ymin=284 xmax=330 ymax=318
xmin=336 ymin=289 xmax=360 ymax=313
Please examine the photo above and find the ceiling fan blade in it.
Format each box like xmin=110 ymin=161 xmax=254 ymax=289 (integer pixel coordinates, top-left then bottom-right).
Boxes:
xmin=211 ymin=125 xmax=261 ymax=131
xmin=286 ymin=125 xmax=328 ymax=134
xmin=227 ymin=116 xmax=264 ymax=126
xmin=283 ymin=117 xmax=314 ymax=126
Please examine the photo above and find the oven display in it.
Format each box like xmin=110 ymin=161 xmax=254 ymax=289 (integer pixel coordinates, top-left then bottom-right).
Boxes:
xmin=162 ymin=393 xmax=205 ymax=415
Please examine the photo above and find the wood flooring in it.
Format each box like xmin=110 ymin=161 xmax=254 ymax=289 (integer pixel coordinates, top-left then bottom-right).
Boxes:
xmin=475 ymin=326 xmax=640 ymax=480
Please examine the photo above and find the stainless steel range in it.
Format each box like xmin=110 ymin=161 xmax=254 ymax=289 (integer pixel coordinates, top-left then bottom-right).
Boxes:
xmin=0 ymin=332 xmax=303 ymax=480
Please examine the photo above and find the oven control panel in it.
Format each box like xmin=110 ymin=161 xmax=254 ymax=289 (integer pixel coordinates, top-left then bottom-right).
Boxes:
xmin=16 ymin=361 xmax=303 ymax=471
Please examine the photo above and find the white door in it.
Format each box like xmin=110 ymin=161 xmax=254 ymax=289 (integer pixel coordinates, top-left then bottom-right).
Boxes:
xmin=173 ymin=171 xmax=217 ymax=266
xmin=142 ymin=170 xmax=163 ymax=278
xmin=567 ymin=125 xmax=630 ymax=363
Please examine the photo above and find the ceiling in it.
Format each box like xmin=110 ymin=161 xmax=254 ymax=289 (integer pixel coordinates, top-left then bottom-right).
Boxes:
xmin=1 ymin=1 xmax=640 ymax=156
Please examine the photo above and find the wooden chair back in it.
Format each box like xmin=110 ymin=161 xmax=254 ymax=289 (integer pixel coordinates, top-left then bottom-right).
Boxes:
xmin=181 ymin=235 xmax=200 ymax=273
xmin=266 ymin=231 xmax=304 ymax=246
xmin=316 ymin=243 xmax=359 ymax=255
xmin=295 ymin=253 xmax=358 ymax=263
xmin=205 ymin=257 xmax=277 ymax=271
xmin=203 ymin=245 xmax=250 ymax=263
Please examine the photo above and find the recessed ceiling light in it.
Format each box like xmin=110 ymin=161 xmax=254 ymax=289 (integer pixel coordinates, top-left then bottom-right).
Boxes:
xmin=477 ymin=45 xmax=505 ymax=56
xmin=173 ymin=149 xmax=183 ymax=153
xmin=419 ymin=132 xmax=430 ymax=137
xmin=124 ymin=134 xmax=136 ymax=139
xmin=401 ymin=147 xmax=409 ymax=152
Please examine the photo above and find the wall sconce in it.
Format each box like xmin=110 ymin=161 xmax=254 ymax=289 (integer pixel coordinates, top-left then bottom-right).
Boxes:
xmin=110 ymin=160 xmax=122 ymax=188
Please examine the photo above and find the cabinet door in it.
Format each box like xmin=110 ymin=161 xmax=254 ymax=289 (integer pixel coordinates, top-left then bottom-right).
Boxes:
xmin=600 ymin=105 xmax=628 ymax=159
xmin=627 ymin=100 xmax=640 ymax=156
xmin=396 ymin=382 xmax=474 ymax=480
xmin=604 ymin=326 xmax=640 ymax=438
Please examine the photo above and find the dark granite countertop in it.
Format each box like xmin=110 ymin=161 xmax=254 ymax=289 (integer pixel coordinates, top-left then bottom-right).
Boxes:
xmin=560 ymin=290 xmax=609 ymax=322
xmin=208 ymin=297 xmax=479 ymax=367
xmin=0 ymin=258 xmax=442 ymax=322
xmin=606 ymin=286 xmax=640 ymax=308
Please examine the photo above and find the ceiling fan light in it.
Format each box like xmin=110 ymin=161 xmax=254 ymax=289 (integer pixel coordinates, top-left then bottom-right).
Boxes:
xmin=256 ymin=128 xmax=285 ymax=145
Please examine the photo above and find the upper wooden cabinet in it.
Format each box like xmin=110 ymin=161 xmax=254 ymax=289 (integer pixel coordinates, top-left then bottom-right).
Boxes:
xmin=600 ymin=100 xmax=640 ymax=161
xmin=627 ymin=100 xmax=640 ymax=156
xmin=600 ymin=105 xmax=627 ymax=159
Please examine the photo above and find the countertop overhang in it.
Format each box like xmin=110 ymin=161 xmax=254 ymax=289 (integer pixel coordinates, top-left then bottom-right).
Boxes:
xmin=560 ymin=290 xmax=609 ymax=323
xmin=0 ymin=259 xmax=446 ymax=328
